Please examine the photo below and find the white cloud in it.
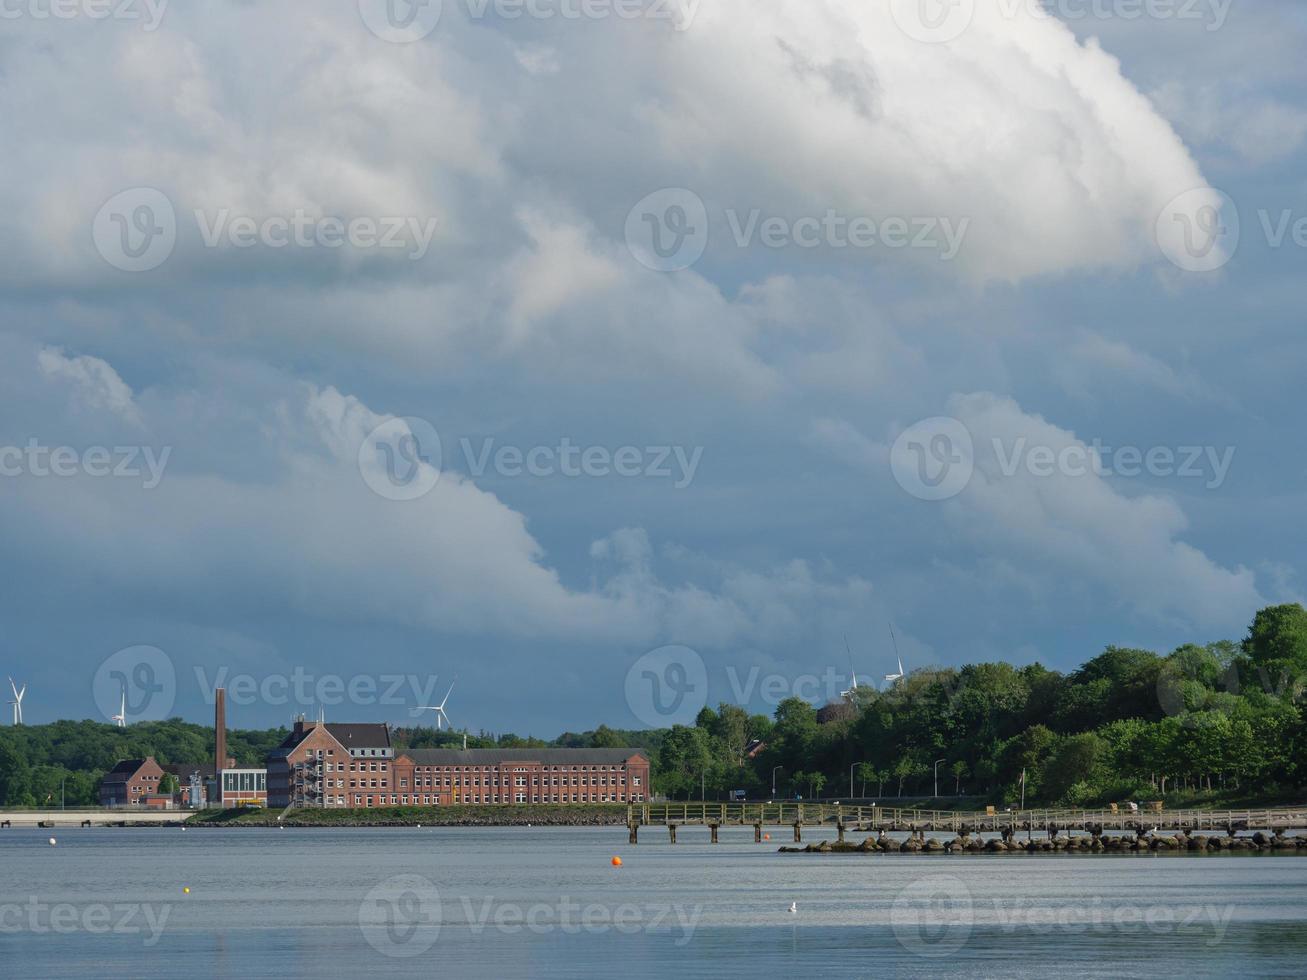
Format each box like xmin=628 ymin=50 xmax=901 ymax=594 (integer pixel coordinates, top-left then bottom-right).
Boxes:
xmin=37 ymin=347 xmax=142 ymax=425
xmin=942 ymin=392 xmax=1263 ymax=629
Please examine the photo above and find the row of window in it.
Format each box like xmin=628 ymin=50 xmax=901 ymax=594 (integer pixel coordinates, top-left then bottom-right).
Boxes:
xmin=280 ymin=791 xmax=649 ymax=807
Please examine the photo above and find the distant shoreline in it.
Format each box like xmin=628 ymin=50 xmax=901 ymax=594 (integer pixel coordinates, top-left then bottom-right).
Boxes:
xmin=186 ymin=804 xmax=633 ymax=828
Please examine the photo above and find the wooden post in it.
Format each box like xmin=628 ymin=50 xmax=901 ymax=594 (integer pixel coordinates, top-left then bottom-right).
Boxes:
xmin=754 ymin=823 xmax=762 ymax=843
xmin=793 ymin=822 xmax=802 ymax=843
xmin=629 ymin=822 xmax=639 ymax=845
xmin=837 ymin=821 xmax=846 ymax=843
xmin=710 ymin=824 xmax=719 ymax=844
xmin=668 ymin=824 xmax=677 ymax=845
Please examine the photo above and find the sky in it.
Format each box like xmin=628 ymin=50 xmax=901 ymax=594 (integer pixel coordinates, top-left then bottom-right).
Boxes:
xmin=1 ymin=1 xmax=1304 ymax=735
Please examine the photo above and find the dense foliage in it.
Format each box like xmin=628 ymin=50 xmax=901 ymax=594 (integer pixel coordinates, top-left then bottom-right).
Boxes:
xmin=0 ymin=718 xmax=659 ymax=807
xmin=653 ymin=604 xmax=1307 ymax=806
xmin=2 ymin=605 xmax=1302 ymax=809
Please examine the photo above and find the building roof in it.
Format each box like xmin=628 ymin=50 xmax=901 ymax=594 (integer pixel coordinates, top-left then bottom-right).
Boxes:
xmin=403 ymin=748 xmax=648 ymax=766
xmin=324 ymin=723 xmax=392 ymax=749
xmin=270 ymin=721 xmax=392 ymax=760
xmin=163 ymin=762 xmax=217 ymax=779
xmin=105 ymin=758 xmax=150 ymax=776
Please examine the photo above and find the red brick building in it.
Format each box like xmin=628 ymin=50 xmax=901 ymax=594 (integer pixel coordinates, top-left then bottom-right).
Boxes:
xmin=266 ymin=719 xmax=650 ymax=808
xmin=390 ymin=748 xmax=650 ymax=808
xmin=99 ymin=757 xmax=165 ymax=807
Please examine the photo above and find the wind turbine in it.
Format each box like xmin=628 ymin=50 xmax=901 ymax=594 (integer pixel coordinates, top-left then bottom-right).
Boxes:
xmin=882 ymin=626 xmax=905 ymax=688
xmin=414 ymin=682 xmax=454 ymax=730
xmin=8 ymin=677 xmax=26 ymax=725
xmin=840 ymin=635 xmax=860 ymax=702
xmin=111 ymin=681 xmax=127 ymax=728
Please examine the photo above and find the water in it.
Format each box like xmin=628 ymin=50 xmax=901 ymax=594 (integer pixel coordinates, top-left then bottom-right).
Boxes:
xmin=2 ymin=825 xmax=1305 ymax=977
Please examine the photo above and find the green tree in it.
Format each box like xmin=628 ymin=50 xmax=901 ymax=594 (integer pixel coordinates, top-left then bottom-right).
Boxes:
xmin=856 ymin=762 xmax=875 ymax=797
xmin=950 ymin=760 xmax=968 ymax=795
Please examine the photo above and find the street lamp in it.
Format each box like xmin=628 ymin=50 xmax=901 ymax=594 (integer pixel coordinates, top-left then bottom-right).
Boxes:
xmin=933 ymin=759 xmax=946 ymax=799
xmin=772 ymin=766 xmax=783 ymax=797
xmin=850 ymin=761 xmax=866 ymax=800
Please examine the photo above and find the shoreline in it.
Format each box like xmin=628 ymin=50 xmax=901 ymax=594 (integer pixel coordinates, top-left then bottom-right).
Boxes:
xmin=185 ymin=803 xmax=634 ymax=828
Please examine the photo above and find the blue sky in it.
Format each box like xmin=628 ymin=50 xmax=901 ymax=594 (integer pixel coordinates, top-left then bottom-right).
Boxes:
xmin=1 ymin=2 xmax=1304 ymax=734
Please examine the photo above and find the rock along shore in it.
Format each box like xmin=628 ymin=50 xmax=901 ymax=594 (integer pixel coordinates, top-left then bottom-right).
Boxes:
xmin=780 ymin=827 xmax=1307 ymax=855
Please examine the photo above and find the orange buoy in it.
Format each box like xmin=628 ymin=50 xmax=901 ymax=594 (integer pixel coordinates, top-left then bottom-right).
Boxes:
xmin=763 ymin=833 xmax=771 ymax=841
xmin=611 ymin=856 xmax=623 ymax=867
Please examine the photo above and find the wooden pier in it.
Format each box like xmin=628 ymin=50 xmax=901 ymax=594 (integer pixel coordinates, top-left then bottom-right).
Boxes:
xmin=624 ymin=802 xmax=1307 ymax=843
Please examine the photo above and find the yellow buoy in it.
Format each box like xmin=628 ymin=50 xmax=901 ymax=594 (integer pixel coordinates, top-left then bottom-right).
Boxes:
xmin=183 ymin=887 xmax=190 ymax=894
xmin=611 ymin=856 xmax=622 ymax=867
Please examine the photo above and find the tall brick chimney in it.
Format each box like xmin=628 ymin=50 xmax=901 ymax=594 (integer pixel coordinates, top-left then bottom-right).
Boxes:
xmin=215 ymin=688 xmax=227 ymax=774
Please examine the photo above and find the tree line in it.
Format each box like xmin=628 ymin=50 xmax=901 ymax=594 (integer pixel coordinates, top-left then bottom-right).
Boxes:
xmin=652 ymin=604 xmax=1307 ymax=806
xmin=1 ymin=604 xmax=1302 ymax=808
xmin=0 ymin=717 xmax=656 ymax=807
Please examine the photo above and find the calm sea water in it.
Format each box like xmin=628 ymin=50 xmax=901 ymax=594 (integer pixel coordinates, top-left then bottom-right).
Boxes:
xmin=1 ymin=825 xmax=1304 ymax=978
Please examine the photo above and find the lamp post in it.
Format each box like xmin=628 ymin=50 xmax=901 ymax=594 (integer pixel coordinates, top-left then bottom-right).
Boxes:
xmin=772 ymin=766 xmax=783 ymax=797
xmin=933 ymin=759 xmax=946 ymax=799
xmin=701 ymin=770 xmax=706 ymax=802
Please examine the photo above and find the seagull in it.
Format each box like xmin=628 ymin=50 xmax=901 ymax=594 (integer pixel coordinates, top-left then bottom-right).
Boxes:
xmin=788 ymin=902 xmax=797 ymax=914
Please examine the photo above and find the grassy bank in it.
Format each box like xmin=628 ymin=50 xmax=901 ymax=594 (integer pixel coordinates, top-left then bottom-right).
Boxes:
xmin=187 ymin=804 xmax=632 ymax=827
